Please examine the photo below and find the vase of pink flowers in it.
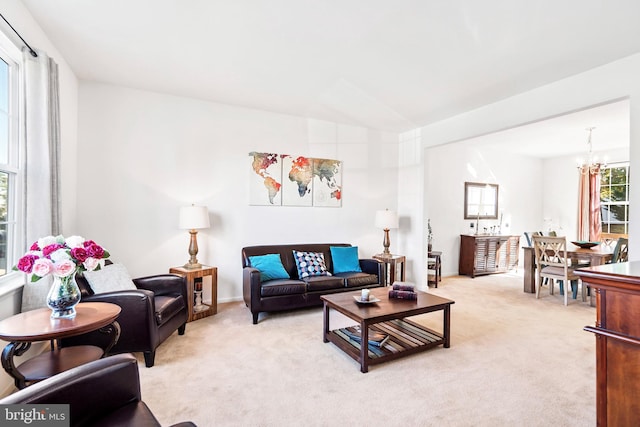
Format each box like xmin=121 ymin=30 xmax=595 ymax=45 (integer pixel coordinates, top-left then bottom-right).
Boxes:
xmin=46 ymin=272 xmax=81 ymax=318
xmin=15 ymin=235 xmax=110 ymax=318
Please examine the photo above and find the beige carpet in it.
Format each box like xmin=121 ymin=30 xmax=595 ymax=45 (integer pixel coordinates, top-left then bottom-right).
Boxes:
xmin=137 ymin=273 xmax=596 ymax=427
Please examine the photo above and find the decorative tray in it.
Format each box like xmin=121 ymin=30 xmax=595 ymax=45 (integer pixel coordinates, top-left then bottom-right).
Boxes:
xmin=353 ymin=296 xmax=381 ymax=304
xmin=571 ymin=241 xmax=600 ymax=249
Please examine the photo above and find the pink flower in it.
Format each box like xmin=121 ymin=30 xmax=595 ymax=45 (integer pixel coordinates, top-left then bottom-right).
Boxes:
xmin=32 ymin=258 xmax=53 ymax=277
xmin=54 ymin=260 xmax=76 ymax=278
xmin=16 ymin=255 xmax=38 ymax=273
xmin=70 ymin=247 xmax=88 ymax=262
xmin=83 ymin=257 xmax=100 ymax=271
xmin=42 ymin=243 xmax=65 ymax=257
xmin=85 ymin=242 xmax=104 ymax=259
xmin=14 ymin=235 xmax=110 ymax=281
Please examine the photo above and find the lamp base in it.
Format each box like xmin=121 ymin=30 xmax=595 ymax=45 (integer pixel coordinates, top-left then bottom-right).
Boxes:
xmin=183 ymin=261 xmax=202 ymax=270
xmin=382 ymin=228 xmax=391 ymax=256
xmin=184 ymin=229 xmax=202 ymax=270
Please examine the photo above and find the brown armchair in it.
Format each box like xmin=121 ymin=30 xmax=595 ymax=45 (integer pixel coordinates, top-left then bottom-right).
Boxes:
xmin=0 ymin=353 xmax=196 ymax=427
xmin=61 ymin=269 xmax=188 ymax=367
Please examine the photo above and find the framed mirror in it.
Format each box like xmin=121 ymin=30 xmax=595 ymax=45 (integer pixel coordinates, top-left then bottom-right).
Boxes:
xmin=464 ymin=182 xmax=499 ymax=219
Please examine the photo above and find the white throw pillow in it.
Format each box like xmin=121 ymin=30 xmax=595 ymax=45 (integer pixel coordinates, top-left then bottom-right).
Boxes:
xmin=83 ymin=263 xmax=137 ymax=294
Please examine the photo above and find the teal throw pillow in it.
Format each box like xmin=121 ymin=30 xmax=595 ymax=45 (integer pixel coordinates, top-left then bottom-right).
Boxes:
xmin=330 ymin=246 xmax=362 ymax=274
xmin=248 ymin=254 xmax=290 ymax=282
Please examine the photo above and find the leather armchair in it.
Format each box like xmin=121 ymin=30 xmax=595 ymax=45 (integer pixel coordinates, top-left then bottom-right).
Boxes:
xmin=0 ymin=353 xmax=196 ymax=427
xmin=61 ymin=272 xmax=189 ymax=367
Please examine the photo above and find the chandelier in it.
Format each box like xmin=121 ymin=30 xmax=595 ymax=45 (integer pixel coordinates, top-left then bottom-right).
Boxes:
xmin=578 ymin=126 xmax=605 ymax=175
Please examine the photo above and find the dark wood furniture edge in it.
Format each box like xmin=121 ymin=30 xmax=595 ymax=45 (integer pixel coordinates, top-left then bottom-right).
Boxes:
xmin=584 ymin=326 xmax=640 ymax=346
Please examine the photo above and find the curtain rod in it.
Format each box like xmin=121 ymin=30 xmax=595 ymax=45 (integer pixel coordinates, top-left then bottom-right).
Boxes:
xmin=0 ymin=13 xmax=37 ymax=57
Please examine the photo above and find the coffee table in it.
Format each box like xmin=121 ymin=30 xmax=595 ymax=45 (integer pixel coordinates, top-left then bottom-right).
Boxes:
xmin=322 ymin=287 xmax=454 ymax=373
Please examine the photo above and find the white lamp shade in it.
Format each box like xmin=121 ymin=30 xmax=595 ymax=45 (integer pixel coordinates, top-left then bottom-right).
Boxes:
xmin=375 ymin=209 xmax=399 ymax=229
xmin=179 ymin=205 xmax=210 ymax=230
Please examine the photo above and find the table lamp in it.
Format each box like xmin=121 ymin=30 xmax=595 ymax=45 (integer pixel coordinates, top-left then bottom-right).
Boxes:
xmin=375 ymin=209 xmax=399 ymax=255
xmin=179 ymin=204 xmax=210 ymax=269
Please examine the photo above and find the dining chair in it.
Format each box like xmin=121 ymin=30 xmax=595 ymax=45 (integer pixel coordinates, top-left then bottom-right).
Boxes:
xmin=524 ymin=231 xmax=542 ymax=247
xmin=532 ymin=235 xmax=584 ymax=305
xmin=610 ymin=237 xmax=629 ymax=263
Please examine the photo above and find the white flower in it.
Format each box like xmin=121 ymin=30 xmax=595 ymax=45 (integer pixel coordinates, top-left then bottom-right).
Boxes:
xmin=65 ymin=235 xmax=85 ymax=249
xmin=49 ymin=248 xmax=71 ymax=262
xmin=37 ymin=235 xmax=57 ymax=249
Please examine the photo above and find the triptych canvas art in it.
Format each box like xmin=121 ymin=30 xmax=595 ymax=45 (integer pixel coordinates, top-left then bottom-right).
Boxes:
xmin=249 ymin=152 xmax=342 ymax=207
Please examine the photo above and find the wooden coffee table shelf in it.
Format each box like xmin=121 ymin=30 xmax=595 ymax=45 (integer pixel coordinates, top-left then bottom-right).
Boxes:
xmin=330 ymin=318 xmax=445 ymax=361
xmin=322 ymin=288 xmax=454 ymax=373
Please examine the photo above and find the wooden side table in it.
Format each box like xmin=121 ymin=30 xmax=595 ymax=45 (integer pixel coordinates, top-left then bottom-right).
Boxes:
xmin=0 ymin=302 xmax=121 ymax=389
xmin=169 ymin=265 xmax=217 ymax=322
xmin=428 ymin=251 xmax=442 ymax=287
xmin=372 ymin=254 xmax=406 ymax=286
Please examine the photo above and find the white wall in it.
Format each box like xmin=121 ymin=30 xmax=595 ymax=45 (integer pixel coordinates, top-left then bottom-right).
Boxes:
xmin=395 ymin=130 xmax=423 ymax=282
xmin=402 ymin=53 xmax=640 ymax=284
xmin=424 ymin=144 xmax=543 ymax=277
xmin=76 ymin=83 xmax=399 ymax=303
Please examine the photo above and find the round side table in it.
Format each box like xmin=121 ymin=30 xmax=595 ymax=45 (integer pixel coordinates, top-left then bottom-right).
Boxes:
xmin=0 ymin=302 xmax=121 ymax=389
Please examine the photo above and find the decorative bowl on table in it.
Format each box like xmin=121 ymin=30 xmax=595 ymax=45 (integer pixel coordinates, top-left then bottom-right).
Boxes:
xmin=571 ymin=241 xmax=600 ymax=249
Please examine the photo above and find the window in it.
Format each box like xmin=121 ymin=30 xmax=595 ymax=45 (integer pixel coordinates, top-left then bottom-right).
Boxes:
xmin=600 ymin=163 xmax=630 ymax=234
xmin=0 ymin=32 xmax=23 ymax=279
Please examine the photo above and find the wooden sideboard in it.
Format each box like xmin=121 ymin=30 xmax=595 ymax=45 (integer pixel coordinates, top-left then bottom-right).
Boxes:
xmin=458 ymin=234 xmax=520 ymax=278
xmin=576 ymin=262 xmax=640 ymax=427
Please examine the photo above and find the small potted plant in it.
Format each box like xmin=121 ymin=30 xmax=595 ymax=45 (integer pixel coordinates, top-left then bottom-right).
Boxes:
xmin=427 ymin=219 xmax=433 ymax=253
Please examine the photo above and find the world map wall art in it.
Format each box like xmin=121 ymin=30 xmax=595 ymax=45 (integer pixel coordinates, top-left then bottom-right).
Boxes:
xmin=249 ymin=152 xmax=342 ymax=207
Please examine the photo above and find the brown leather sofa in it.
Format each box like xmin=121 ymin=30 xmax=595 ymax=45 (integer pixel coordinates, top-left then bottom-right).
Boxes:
xmin=0 ymin=353 xmax=196 ymax=427
xmin=60 ymin=271 xmax=188 ymax=367
xmin=242 ymin=243 xmax=383 ymax=324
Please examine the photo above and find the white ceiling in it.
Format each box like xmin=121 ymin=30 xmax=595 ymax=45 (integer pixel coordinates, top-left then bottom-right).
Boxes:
xmin=16 ymin=0 xmax=640 ymax=153
xmin=458 ymin=99 xmax=630 ymax=158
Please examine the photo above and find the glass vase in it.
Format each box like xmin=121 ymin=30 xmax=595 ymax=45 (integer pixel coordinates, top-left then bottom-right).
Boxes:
xmin=46 ymin=272 xmax=81 ymax=319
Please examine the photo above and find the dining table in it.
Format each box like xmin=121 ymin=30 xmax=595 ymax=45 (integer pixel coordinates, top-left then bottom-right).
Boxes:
xmin=522 ymin=243 xmax=614 ymax=306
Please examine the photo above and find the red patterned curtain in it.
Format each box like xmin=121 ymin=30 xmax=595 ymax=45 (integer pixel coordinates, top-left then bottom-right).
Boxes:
xmin=577 ymin=166 xmax=602 ymax=241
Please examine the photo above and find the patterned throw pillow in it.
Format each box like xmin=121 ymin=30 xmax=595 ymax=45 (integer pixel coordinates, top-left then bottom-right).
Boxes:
xmin=292 ymin=250 xmax=332 ymax=279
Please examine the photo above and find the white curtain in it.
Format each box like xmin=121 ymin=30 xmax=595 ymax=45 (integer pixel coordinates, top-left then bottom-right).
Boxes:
xmin=22 ymin=47 xmax=61 ymax=246
xmin=20 ymin=48 xmax=62 ymax=312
